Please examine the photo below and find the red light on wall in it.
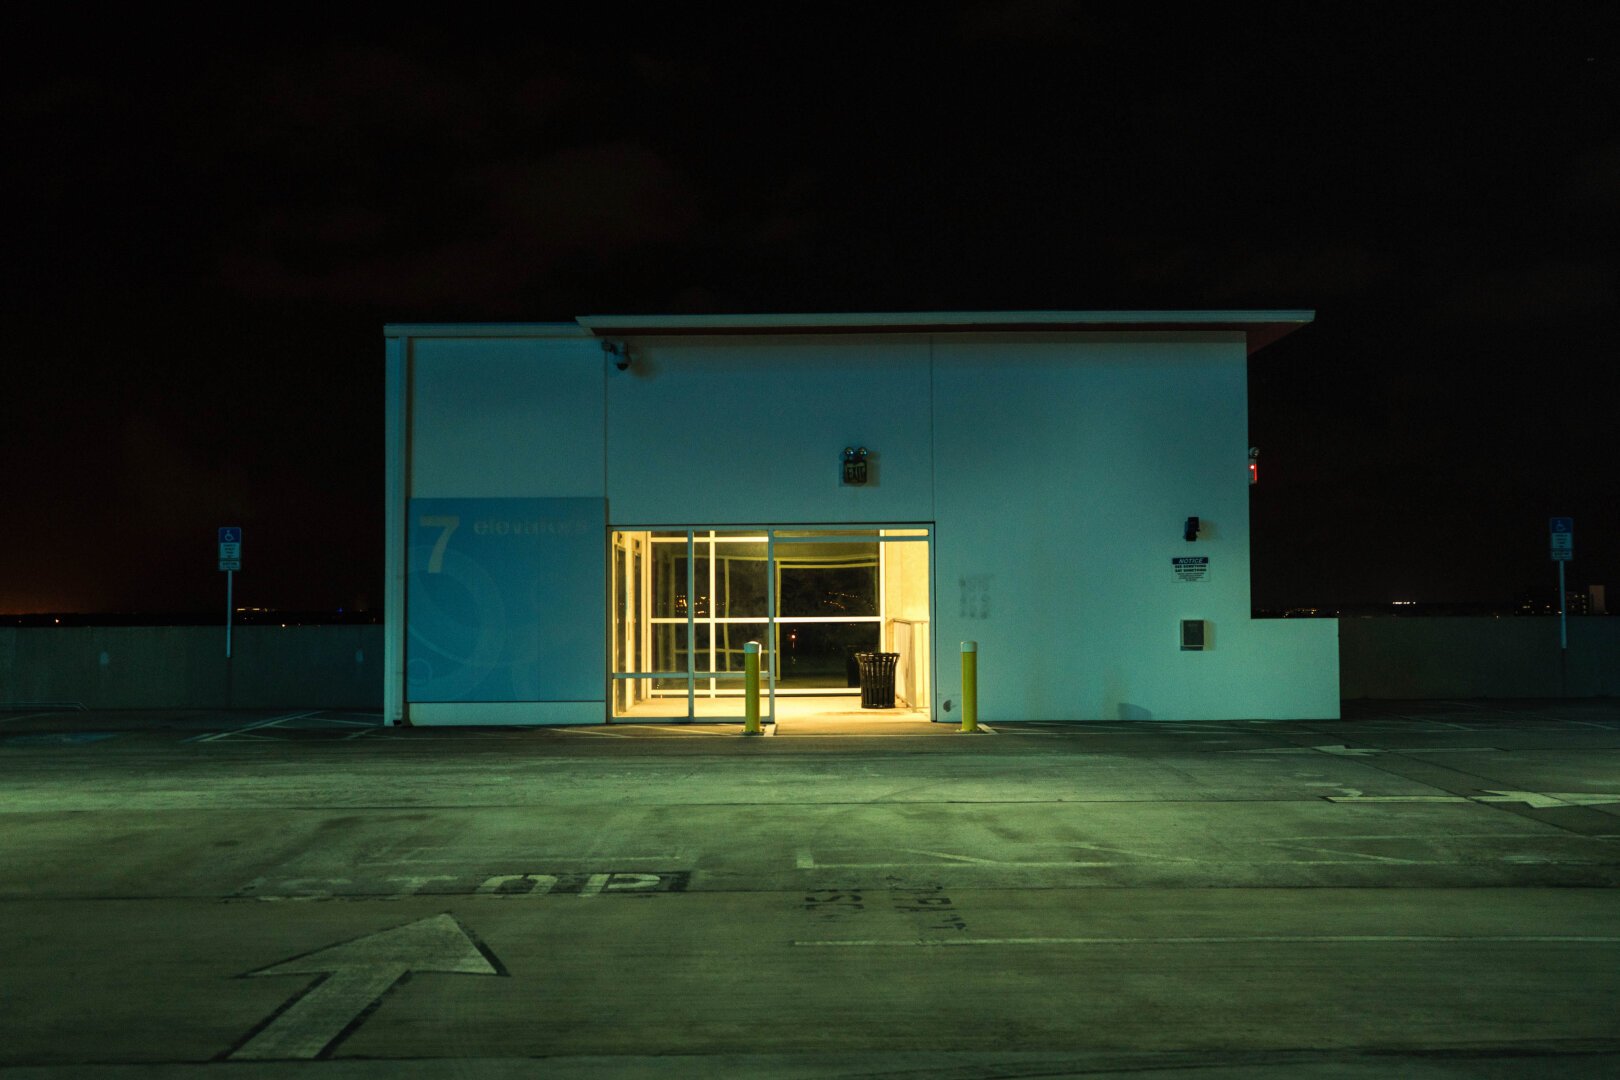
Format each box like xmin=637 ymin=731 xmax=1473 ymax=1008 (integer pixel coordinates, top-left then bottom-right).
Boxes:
xmin=1249 ymin=461 xmax=1258 ymax=485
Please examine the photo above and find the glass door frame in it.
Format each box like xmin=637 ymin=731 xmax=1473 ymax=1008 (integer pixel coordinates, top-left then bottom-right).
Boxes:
xmin=609 ymin=530 xmax=653 ymax=716
xmin=608 ymin=524 xmax=933 ymax=723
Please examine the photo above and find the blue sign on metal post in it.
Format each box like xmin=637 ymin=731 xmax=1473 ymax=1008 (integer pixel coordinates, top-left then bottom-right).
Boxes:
xmin=218 ymin=526 xmax=242 ymax=660
xmin=1549 ymin=517 xmax=1573 ymax=660
xmin=1549 ymin=517 xmax=1573 ymax=562
xmin=219 ymin=526 xmax=242 ymax=571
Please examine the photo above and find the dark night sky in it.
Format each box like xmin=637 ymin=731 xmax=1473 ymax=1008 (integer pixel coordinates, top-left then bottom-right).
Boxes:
xmin=4 ymin=6 xmax=1617 ymax=616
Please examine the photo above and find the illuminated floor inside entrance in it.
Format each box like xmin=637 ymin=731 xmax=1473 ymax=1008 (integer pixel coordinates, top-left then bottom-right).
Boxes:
xmin=614 ymin=694 xmax=933 ymax=726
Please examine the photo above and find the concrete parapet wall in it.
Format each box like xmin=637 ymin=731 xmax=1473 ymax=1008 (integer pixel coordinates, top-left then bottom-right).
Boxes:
xmin=1339 ymin=617 xmax=1620 ymax=699
xmin=0 ymin=626 xmax=383 ymax=709
xmin=3 ymin=619 xmax=1614 ymax=710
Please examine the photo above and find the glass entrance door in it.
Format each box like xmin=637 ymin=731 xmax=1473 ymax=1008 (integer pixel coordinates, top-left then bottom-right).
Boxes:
xmin=610 ymin=526 xmax=931 ymax=722
xmin=772 ymin=535 xmax=881 ymax=692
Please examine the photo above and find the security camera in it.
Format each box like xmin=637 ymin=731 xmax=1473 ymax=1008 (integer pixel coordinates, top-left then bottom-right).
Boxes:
xmin=603 ymin=341 xmax=630 ymax=371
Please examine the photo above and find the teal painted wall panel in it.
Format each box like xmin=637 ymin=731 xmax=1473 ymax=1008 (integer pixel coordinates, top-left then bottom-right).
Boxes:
xmin=405 ymin=497 xmax=605 ymax=704
xmin=411 ymin=337 xmax=604 ymax=499
xmin=605 ymin=336 xmax=932 ymax=525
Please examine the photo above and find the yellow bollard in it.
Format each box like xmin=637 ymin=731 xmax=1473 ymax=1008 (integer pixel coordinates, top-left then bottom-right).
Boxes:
xmin=960 ymin=640 xmax=978 ymax=733
xmin=743 ymin=641 xmax=762 ymax=735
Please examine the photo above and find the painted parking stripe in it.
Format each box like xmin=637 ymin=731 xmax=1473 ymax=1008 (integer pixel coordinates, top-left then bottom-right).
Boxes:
xmin=184 ymin=711 xmax=324 ymax=743
xmin=562 ymin=725 xmax=739 ymax=737
xmin=3 ymin=731 xmax=124 ymax=746
xmin=637 ymin=725 xmax=733 ymax=736
xmin=1327 ymin=791 xmax=1620 ymax=808
xmin=794 ymin=935 xmax=1620 ymax=947
xmin=0 ymin=712 xmax=58 ymax=725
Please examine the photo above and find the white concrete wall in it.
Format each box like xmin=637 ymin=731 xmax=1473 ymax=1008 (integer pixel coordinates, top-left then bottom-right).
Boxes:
xmin=931 ymin=334 xmax=1337 ymax=721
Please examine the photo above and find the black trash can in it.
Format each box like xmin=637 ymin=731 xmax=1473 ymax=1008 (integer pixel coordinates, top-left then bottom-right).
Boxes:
xmin=855 ymin=651 xmax=900 ymax=709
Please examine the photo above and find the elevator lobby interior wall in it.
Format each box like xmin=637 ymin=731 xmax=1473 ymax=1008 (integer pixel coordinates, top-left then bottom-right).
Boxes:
xmin=604 ymin=336 xmax=932 ymax=526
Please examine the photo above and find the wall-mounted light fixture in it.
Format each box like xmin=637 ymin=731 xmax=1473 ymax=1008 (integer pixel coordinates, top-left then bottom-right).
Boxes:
xmin=603 ymin=340 xmax=631 ymax=371
xmin=1184 ymin=516 xmax=1201 ymax=542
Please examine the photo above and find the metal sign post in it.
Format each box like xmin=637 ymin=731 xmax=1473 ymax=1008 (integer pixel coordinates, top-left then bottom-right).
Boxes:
xmin=219 ymin=527 xmax=242 ymax=659
xmin=1550 ymin=517 xmax=1572 ymax=695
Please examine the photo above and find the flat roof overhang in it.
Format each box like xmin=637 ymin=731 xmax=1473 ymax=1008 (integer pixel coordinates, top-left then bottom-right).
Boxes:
xmin=577 ymin=310 xmax=1313 ymax=354
xmin=387 ymin=310 xmax=1315 ymax=355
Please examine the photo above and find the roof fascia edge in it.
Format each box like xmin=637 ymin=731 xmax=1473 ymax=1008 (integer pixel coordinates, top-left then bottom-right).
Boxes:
xmin=384 ymin=323 xmax=590 ymax=338
xmin=576 ymin=310 xmax=1314 ymax=335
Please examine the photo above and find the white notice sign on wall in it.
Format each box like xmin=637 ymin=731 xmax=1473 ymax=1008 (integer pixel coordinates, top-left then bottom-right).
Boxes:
xmin=1172 ymin=556 xmax=1210 ymax=583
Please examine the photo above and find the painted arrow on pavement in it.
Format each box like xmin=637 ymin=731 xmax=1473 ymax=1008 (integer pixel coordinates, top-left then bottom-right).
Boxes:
xmin=230 ymin=914 xmax=503 ymax=1060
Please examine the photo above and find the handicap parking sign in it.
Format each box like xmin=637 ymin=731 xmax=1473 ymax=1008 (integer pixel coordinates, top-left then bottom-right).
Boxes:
xmin=218 ymin=526 xmax=242 ymax=569
xmin=1549 ymin=517 xmax=1572 ymax=561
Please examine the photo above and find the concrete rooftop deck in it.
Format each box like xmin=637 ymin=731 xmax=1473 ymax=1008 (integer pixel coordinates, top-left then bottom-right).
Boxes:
xmin=1 ymin=698 xmax=1616 ymax=1077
